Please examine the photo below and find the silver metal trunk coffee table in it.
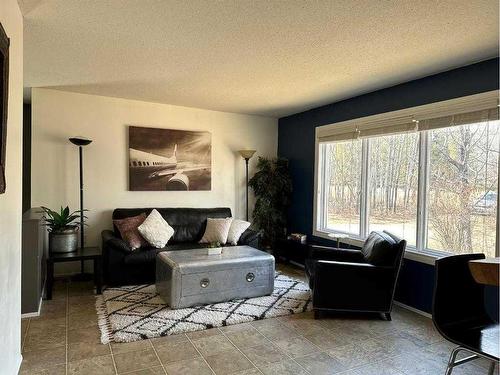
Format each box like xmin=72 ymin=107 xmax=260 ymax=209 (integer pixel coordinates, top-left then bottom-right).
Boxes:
xmin=156 ymin=246 xmax=275 ymax=309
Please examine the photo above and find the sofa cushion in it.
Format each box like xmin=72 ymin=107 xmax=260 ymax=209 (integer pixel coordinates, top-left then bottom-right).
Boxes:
xmin=361 ymin=231 xmax=397 ymax=266
xmin=113 ymin=213 xmax=148 ymax=250
xmin=199 ymin=217 xmax=233 ymax=244
xmin=113 ymin=207 xmax=232 ymax=243
xmin=123 ymin=247 xmax=160 ymax=265
xmin=227 ymin=219 xmax=251 ymax=245
xmin=123 ymin=243 xmax=210 ymax=265
xmin=138 ymin=209 xmax=174 ymax=248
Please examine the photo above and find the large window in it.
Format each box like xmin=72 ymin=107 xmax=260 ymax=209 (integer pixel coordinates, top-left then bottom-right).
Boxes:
xmin=315 ymin=93 xmax=499 ymax=258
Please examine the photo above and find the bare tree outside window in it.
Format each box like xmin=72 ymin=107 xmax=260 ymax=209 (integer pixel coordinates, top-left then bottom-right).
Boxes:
xmin=326 ymin=141 xmax=362 ymax=235
xmin=368 ymin=133 xmax=419 ymax=245
xmin=427 ymin=121 xmax=499 ymax=257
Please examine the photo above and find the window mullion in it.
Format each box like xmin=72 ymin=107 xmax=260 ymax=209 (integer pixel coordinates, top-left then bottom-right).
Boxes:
xmin=318 ymin=144 xmax=327 ymax=231
xmin=416 ymin=131 xmax=429 ymax=251
xmin=323 ymin=144 xmax=331 ymax=231
xmin=360 ymin=138 xmax=370 ymax=238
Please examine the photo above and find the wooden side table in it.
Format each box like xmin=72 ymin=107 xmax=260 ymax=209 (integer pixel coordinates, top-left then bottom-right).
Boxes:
xmin=46 ymin=247 xmax=103 ymax=300
xmin=274 ymin=238 xmax=309 ymax=265
xmin=469 ymin=257 xmax=499 ymax=286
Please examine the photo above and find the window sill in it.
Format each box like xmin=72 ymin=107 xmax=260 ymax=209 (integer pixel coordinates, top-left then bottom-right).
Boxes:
xmin=313 ymin=229 xmax=444 ymax=266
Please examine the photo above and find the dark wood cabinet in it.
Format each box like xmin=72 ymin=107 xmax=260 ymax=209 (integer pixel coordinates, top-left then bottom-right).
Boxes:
xmin=22 ymin=208 xmax=47 ymax=315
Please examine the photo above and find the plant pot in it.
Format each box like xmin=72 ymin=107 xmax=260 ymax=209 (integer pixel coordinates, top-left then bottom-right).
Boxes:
xmin=207 ymin=247 xmax=223 ymax=255
xmin=49 ymin=228 xmax=79 ymax=253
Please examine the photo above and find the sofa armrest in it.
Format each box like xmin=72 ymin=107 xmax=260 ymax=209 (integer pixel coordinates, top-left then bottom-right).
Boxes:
xmin=308 ymin=245 xmax=365 ymax=262
xmin=238 ymin=228 xmax=262 ymax=249
xmin=102 ymin=230 xmax=131 ymax=253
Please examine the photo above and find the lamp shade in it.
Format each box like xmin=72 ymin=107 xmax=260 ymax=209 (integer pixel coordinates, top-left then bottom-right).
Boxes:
xmin=238 ymin=150 xmax=256 ymax=159
xmin=69 ymin=136 xmax=92 ymax=146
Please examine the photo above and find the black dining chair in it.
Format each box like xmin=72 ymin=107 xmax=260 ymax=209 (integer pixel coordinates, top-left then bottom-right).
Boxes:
xmin=432 ymin=254 xmax=499 ymax=374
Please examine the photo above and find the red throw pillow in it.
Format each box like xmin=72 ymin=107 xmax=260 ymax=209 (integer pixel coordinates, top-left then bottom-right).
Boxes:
xmin=113 ymin=213 xmax=148 ymax=250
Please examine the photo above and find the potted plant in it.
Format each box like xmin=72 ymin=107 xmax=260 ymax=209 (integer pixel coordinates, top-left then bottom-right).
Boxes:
xmin=41 ymin=206 xmax=86 ymax=253
xmin=249 ymin=157 xmax=292 ymax=249
xmin=207 ymin=241 xmax=223 ymax=255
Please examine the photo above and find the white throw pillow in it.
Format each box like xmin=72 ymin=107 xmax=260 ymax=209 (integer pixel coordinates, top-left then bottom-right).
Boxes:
xmin=199 ymin=217 xmax=233 ymax=244
xmin=227 ymin=219 xmax=251 ymax=245
xmin=138 ymin=209 xmax=175 ymax=248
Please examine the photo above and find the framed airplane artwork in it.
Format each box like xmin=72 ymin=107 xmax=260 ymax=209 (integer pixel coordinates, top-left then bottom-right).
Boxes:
xmin=128 ymin=126 xmax=211 ymax=191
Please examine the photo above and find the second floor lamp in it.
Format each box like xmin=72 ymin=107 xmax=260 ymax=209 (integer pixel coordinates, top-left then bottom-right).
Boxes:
xmin=238 ymin=150 xmax=256 ymax=221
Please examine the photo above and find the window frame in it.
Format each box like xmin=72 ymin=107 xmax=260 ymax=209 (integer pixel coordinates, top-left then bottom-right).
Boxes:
xmin=316 ymin=140 xmax=365 ymax=238
xmin=313 ymin=91 xmax=500 ymax=264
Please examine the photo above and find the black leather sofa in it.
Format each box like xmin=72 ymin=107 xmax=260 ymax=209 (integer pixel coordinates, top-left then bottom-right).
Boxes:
xmin=305 ymin=231 xmax=406 ymax=320
xmin=102 ymin=207 xmax=261 ymax=286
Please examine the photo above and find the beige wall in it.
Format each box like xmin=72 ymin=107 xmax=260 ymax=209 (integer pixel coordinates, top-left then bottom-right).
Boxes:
xmin=0 ymin=0 xmax=23 ymax=373
xmin=32 ymin=89 xmax=277 ymax=273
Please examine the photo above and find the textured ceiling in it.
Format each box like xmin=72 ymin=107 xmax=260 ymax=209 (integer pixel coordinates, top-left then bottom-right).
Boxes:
xmin=22 ymin=0 xmax=499 ymax=117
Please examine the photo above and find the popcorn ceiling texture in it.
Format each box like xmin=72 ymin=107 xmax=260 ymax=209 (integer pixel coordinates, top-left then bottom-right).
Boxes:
xmin=22 ymin=0 xmax=499 ymax=117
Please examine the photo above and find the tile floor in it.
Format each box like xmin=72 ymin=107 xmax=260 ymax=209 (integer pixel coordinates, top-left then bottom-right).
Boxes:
xmin=19 ymin=264 xmax=498 ymax=375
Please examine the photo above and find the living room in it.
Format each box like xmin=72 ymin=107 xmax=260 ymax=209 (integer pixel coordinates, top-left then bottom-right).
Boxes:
xmin=1 ymin=1 xmax=499 ymax=375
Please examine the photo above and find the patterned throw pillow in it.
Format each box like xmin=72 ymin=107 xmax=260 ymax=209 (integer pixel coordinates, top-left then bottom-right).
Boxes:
xmin=199 ymin=217 xmax=233 ymax=244
xmin=226 ymin=219 xmax=251 ymax=245
xmin=138 ymin=209 xmax=175 ymax=248
xmin=113 ymin=213 xmax=148 ymax=250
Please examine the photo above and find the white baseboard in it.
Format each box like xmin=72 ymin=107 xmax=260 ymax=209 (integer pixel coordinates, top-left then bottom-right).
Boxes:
xmin=9 ymin=353 xmax=23 ymax=375
xmin=21 ymin=295 xmax=43 ymax=318
xmin=394 ymin=301 xmax=432 ymax=319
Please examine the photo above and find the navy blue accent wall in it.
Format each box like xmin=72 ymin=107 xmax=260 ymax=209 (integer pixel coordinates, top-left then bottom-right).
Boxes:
xmin=395 ymin=259 xmax=436 ymax=313
xmin=278 ymin=58 xmax=499 ymax=314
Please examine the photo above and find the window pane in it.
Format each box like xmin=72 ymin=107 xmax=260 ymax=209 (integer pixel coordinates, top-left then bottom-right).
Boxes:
xmin=368 ymin=133 xmax=419 ymax=245
xmin=325 ymin=141 xmax=362 ymax=235
xmin=427 ymin=121 xmax=499 ymax=257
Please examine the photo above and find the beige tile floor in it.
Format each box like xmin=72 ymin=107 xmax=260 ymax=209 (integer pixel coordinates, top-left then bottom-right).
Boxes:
xmin=19 ymin=264 xmax=498 ymax=375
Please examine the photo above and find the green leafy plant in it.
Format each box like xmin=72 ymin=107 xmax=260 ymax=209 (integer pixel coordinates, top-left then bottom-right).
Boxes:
xmin=249 ymin=157 xmax=292 ymax=248
xmin=40 ymin=206 xmax=86 ymax=233
xmin=208 ymin=241 xmax=221 ymax=248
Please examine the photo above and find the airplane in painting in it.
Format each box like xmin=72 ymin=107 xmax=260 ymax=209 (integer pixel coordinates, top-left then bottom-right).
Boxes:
xmin=129 ymin=144 xmax=210 ymax=190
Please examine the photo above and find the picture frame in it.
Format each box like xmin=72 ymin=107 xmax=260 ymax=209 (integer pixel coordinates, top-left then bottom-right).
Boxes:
xmin=128 ymin=126 xmax=211 ymax=191
xmin=0 ymin=22 xmax=9 ymax=194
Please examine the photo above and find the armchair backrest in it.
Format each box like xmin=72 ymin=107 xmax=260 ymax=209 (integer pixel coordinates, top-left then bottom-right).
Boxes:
xmin=361 ymin=231 xmax=406 ymax=268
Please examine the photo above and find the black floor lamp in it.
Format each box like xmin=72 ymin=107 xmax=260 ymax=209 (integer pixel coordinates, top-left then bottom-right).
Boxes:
xmin=69 ymin=136 xmax=92 ymax=279
xmin=238 ymin=150 xmax=256 ymax=221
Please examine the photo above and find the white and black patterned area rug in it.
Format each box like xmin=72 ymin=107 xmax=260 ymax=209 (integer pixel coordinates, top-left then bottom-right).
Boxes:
xmin=96 ymin=273 xmax=312 ymax=343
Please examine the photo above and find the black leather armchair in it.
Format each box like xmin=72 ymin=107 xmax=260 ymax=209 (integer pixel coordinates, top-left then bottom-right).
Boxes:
xmin=305 ymin=231 xmax=406 ymax=320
